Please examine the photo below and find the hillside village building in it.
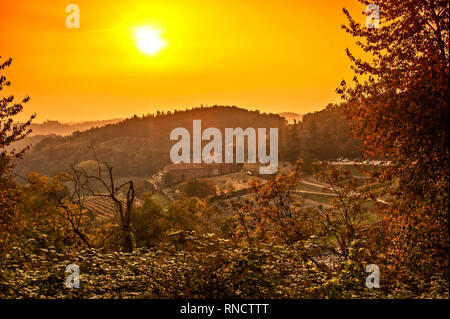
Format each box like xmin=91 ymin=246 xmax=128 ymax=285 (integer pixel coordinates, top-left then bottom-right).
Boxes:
xmin=163 ymin=162 xmax=242 ymax=184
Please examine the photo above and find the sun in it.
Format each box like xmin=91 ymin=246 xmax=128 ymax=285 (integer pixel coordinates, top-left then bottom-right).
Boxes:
xmin=134 ymin=27 xmax=166 ymax=55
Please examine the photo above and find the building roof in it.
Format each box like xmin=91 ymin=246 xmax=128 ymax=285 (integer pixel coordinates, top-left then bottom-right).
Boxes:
xmin=163 ymin=162 xmax=239 ymax=171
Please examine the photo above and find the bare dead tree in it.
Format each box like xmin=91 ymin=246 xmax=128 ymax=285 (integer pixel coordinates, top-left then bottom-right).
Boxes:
xmin=70 ymin=147 xmax=136 ymax=252
xmin=56 ymin=197 xmax=92 ymax=249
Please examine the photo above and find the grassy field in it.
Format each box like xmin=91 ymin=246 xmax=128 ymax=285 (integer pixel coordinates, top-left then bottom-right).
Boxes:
xmin=298 ymin=181 xmax=333 ymax=193
xmin=328 ymin=163 xmax=383 ymax=178
xmin=299 ymin=192 xmax=336 ymax=205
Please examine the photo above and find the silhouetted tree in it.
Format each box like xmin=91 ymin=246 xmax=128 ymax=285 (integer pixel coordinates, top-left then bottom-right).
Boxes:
xmin=0 ymin=57 xmax=35 ymax=249
xmin=71 ymin=150 xmax=136 ymax=253
xmin=0 ymin=57 xmax=35 ymax=174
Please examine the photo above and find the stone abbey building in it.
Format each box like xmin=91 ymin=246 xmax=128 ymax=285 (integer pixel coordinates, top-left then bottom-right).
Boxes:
xmin=163 ymin=162 xmax=242 ymax=184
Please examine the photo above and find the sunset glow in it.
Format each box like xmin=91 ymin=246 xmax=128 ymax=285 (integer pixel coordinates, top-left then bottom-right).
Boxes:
xmin=134 ymin=27 xmax=165 ymax=55
xmin=0 ymin=0 xmax=366 ymax=122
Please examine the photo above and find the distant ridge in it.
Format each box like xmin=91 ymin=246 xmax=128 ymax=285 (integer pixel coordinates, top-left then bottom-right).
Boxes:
xmin=26 ymin=118 xmax=124 ymax=136
xmin=278 ymin=112 xmax=302 ymax=124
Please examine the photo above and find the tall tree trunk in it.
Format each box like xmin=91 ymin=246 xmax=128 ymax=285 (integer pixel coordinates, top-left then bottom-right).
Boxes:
xmin=122 ymin=180 xmax=135 ymax=252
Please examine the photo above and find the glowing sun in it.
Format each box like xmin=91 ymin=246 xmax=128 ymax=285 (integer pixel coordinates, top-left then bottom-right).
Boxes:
xmin=134 ymin=27 xmax=165 ymax=55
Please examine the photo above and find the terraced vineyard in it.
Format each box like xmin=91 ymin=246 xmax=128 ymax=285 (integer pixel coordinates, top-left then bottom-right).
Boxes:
xmin=83 ymin=196 xmax=118 ymax=220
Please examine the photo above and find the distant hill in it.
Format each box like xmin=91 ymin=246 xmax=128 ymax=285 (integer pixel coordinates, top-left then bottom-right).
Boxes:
xmin=278 ymin=112 xmax=302 ymax=124
xmin=13 ymin=105 xmax=361 ymax=179
xmin=4 ymin=134 xmax=56 ymax=153
xmin=15 ymin=106 xmax=286 ymax=178
xmin=26 ymin=119 xmax=124 ymax=136
xmin=6 ymin=119 xmax=124 ymax=155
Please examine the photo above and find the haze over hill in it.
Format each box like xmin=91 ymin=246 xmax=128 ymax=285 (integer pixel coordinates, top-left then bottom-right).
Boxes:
xmin=27 ymin=113 xmax=301 ymax=135
xmin=278 ymin=112 xmax=303 ymax=124
xmin=6 ymin=118 xmax=125 ymax=154
xmin=27 ymin=119 xmax=124 ymax=136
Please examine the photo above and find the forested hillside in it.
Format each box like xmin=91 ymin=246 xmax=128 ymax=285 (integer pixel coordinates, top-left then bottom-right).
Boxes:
xmin=286 ymin=103 xmax=363 ymax=171
xmin=15 ymin=105 xmax=361 ymax=178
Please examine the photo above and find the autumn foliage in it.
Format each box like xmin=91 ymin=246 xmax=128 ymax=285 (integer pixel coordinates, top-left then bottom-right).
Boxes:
xmin=338 ymin=0 xmax=449 ymax=283
xmin=1 ymin=0 xmax=449 ymax=299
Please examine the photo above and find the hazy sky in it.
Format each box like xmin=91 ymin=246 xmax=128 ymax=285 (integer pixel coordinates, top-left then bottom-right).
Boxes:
xmin=1 ymin=0 xmax=366 ymax=122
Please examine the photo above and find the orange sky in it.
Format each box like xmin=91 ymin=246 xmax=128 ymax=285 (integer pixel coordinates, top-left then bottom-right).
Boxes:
xmin=0 ymin=0 xmax=366 ymax=122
